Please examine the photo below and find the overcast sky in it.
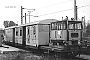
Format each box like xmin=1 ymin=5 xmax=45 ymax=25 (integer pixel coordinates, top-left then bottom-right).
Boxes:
xmin=0 ymin=0 xmax=90 ymax=28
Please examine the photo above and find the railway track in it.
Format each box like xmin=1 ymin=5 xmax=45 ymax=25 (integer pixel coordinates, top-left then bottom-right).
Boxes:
xmin=4 ymin=43 xmax=90 ymax=60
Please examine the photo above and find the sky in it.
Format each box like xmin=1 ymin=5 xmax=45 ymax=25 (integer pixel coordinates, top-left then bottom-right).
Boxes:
xmin=0 ymin=0 xmax=90 ymax=28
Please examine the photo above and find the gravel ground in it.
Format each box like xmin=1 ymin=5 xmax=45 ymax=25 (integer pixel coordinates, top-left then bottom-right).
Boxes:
xmin=0 ymin=50 xmax=89 ymax=60
xmin=0 ymin=51 xmax=42 ymax=60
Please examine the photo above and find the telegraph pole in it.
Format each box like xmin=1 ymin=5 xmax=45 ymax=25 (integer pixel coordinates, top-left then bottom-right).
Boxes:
xmin=21 ymin=6 xmax=23 ymax=24
xmin=74 ymin=0 xmax=77 ymax=20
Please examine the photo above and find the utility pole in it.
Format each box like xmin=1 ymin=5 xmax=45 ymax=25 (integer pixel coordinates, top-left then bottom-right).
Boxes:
xmin=84 ymin=16 xmax=86 ymax=32
xmin=62 ymin=17 xmax=63 ymax=21
xmin=21 ymin=6 xmax=23 ymax=24
xmin=28 ymin=11 xmax=30 ymax=23
xmin=82 ymin=16 xmax=86 ymax=36
xmin=21 ymin=7 xmax=36 ymax=23
xmin=74 ymin=0 xmax=77 ymax=20
xmin=25 ymin=13 xmax=26 ymax=24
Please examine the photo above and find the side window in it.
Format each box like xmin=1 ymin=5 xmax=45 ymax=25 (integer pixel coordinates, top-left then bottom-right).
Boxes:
xmin=62 ymin=23 xmax=66 ymax=29
xmin=51 ymin=23 xmax=57 ymax=30
xmin=51 ymin=23 xmax=55 ymax=30
xmin=57 ymin=23 xmax=61 ymax=30
xmin=20 ymin=28 xmax=22 ymax=36
xmin=63 ymin=24 xmax=66 ymax=29
xmin=55 ymin=23 xmax=57 ymax=29
xmin=58 ymin=24 xmax=60 ymax=30
xmin=33 ymin=26 xmax=36 ymax=34
xmin=61 ymin=24 xmax=63 ymax=29
xmin=52 ymin=22 xmax=67 ymax=30
xmin=16 ymin=31 xmax=18 ymax=36
xmin=16 ymin=28 xmax=19 ymax=36
xmin=27 ymin=27 xmax=29 ymax=35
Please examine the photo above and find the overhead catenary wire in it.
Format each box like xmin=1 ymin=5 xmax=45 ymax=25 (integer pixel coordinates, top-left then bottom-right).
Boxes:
xmin=36 ymin=4 xmax=90 ymax=17
xmin=31 ymin=4 xmax=90 ymax=18
xmin=38 ymin=8 xmax=74 ymax=17
xmin=78 ymin=4 xmax=90 ymax=9
xmin=36 ymin=0 xmax=73 ymax=10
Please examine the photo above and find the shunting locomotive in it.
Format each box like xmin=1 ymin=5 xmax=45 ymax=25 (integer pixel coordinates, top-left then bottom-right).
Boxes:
xmin=50 ymin=18 xmax=82 ymax=47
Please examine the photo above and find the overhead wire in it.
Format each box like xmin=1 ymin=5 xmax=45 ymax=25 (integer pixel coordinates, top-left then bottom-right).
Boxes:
xmin=78 ymin=4 xmax=90 ymax=9
xmin=36 ymin=0 xmax=73 ymax=10
xmin=30 ymin=0 xmax=73 ymax=18
xmin=38 ymin=8 xmax=74 ymax=17
xmin=36 ymin=4 xmax=90 ymax=17
xmin=31 ymin=0 xmax=90 ymax=18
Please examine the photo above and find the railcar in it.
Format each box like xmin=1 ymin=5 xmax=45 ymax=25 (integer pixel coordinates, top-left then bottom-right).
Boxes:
xmin=4 ymin=19 xmax=58 ymax=47
xmin=26 ymin=19 xmax=58 ymax=47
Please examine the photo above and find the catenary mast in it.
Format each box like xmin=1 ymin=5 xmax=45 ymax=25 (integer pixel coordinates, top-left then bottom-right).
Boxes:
xmin=74 ymin=0 xmax=77 ymax=20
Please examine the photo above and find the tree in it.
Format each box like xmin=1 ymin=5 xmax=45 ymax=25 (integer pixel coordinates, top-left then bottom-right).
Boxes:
xmin=3 ymin=21 xmax=18 ymax=28
xmin=3 ymin=21 xmax=9 ymax=28
xmin=85 ymin=24 xmax=90 ymax=37
xmin=86 ymin=24 xmax=90 ymax=29
xmin=9 ymin=21 xmax=16 ymax=27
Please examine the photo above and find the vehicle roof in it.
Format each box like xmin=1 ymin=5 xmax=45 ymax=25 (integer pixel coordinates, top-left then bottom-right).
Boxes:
xmin=52 ymin=19 xmax=82 ymax=23
xmin=20 ymin=19 xmax=59 ymax=26
xmin=4 ymin=26 xmax=16 ymax=29
xmin=5 ymin=19 xmax=59 ymax=29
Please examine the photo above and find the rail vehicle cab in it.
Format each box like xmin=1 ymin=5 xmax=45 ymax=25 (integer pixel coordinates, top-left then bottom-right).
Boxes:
xmin=50 ymin=19 xmax=83 ymax=47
